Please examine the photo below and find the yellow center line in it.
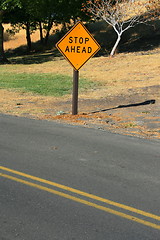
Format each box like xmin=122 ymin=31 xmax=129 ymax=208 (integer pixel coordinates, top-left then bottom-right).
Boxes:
xmin=1 ymin=172 xmax=160 ymax=230
xmin=0 ymin=166 xmax=160 ymax=222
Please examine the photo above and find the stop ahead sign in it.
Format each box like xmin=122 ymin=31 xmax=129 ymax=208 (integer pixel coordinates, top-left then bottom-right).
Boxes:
xmin=56 ymin=21 xmax=100 ymax=70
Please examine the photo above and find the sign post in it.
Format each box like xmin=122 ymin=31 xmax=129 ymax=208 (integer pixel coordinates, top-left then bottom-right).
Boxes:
xmin=72 ymin=69 xmax=79 ymax=115
xmin=56 ymin=21 xmax=100 ymax=115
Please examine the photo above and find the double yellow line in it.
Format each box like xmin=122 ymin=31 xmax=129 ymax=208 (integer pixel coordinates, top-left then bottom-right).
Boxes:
xmin=0 ymin=165 xmax=160 ymax=230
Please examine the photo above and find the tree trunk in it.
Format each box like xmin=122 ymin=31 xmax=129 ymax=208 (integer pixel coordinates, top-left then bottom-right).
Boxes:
xmin=110 ymin=34 xmax=121 ymax=56
xmin=0 ymin=12 xmax=9 ymax=64
xmin=26 ymin=21 xmax=32 ymax=52
xmin=44 ymin=19 xmax=53 ymax=45
xmin=39 ymin=21 xmax=44 ymax=44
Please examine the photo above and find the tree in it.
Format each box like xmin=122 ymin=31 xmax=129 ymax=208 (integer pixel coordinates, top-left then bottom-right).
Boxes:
xmin=58 ymin=0 xmax=89 ymax=24
xmin=0 ymin=0 xmax=21 ymax=63
xmin=34 ymin=0 xmax=61 ymax=45
xmin=10 ymin=0 xmax=45 ymax=52
xmin=19 ymin=0 xmax=39 ymax=51
xmin=83 ymin=0 xmax=153 ymax=56
xmin=42 ymin=0 xmax=89 ymax=45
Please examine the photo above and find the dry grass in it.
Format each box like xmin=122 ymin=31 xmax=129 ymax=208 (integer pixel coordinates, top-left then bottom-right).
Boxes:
xmin=1 ymin=50 xmax=159 ymax=98
xmin=4 ymin=24 xmax=40 ymax=50
xmin=1 ymin=23 xmax=160 ymax=139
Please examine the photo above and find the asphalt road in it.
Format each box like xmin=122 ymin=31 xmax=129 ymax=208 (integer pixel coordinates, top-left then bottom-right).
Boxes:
xmin=0 ymin=114 xmax=160 ymax=240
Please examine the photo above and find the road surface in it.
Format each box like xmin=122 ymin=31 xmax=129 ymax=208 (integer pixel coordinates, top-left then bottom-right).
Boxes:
xmin=0 ymin=114 xmax=160 ymax=239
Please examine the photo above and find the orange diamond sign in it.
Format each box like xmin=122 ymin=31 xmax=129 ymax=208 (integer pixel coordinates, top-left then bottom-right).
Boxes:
xmin=56 ymin=22 xmax=100 ymax=70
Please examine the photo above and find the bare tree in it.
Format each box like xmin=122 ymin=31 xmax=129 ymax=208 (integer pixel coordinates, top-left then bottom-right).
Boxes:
xmin=83 ymin=0 xmax=153 ymax=56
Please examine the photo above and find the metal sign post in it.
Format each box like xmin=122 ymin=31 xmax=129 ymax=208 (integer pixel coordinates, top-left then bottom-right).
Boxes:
xmin=72 ymin=69 xmax=79 ymax=115
xmin=56 ymin=21 xmax=100 ymax=115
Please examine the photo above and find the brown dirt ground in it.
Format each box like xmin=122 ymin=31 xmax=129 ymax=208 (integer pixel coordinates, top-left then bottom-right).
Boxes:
xmin=0 ymin=82 xmax=159 ymax=140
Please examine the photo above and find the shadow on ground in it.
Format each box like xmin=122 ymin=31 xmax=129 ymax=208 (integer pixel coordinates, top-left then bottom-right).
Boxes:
xmin=9 ymin=50 xmax=61 ymax=64
xmin=91 ymin=100 xmax=156 ymax=113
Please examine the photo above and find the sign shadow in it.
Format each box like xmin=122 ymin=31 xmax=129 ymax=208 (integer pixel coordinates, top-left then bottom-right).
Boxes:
xmin=91 ymin=99 xmax=156 ymax=113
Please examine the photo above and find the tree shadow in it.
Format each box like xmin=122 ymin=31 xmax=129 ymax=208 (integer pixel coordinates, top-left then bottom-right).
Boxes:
xmin=119 ymin=20 xmax=160 ymax=53
xmin=5 ymin=32 xmax=63 ymax=64
xmin=6 ymin=48 xmax=61 ymax=64
xmin=91 ymin=100 xmax=156 ymax=113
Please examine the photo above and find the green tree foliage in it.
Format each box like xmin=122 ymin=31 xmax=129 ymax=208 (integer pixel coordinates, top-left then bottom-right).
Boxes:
xmin=0 ymin=0 xmax=90 ymax=62
xmin=58 ymin=0 xmax=89 ymax=23
xmin=9 ymin=0 xmax=47 ymax=51
xmin=9 ymin=0 xmax=62 ymax=48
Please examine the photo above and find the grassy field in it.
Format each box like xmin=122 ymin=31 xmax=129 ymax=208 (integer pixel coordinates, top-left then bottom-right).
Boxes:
xmin=0 ymin=72 xmax=98 ymax=97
